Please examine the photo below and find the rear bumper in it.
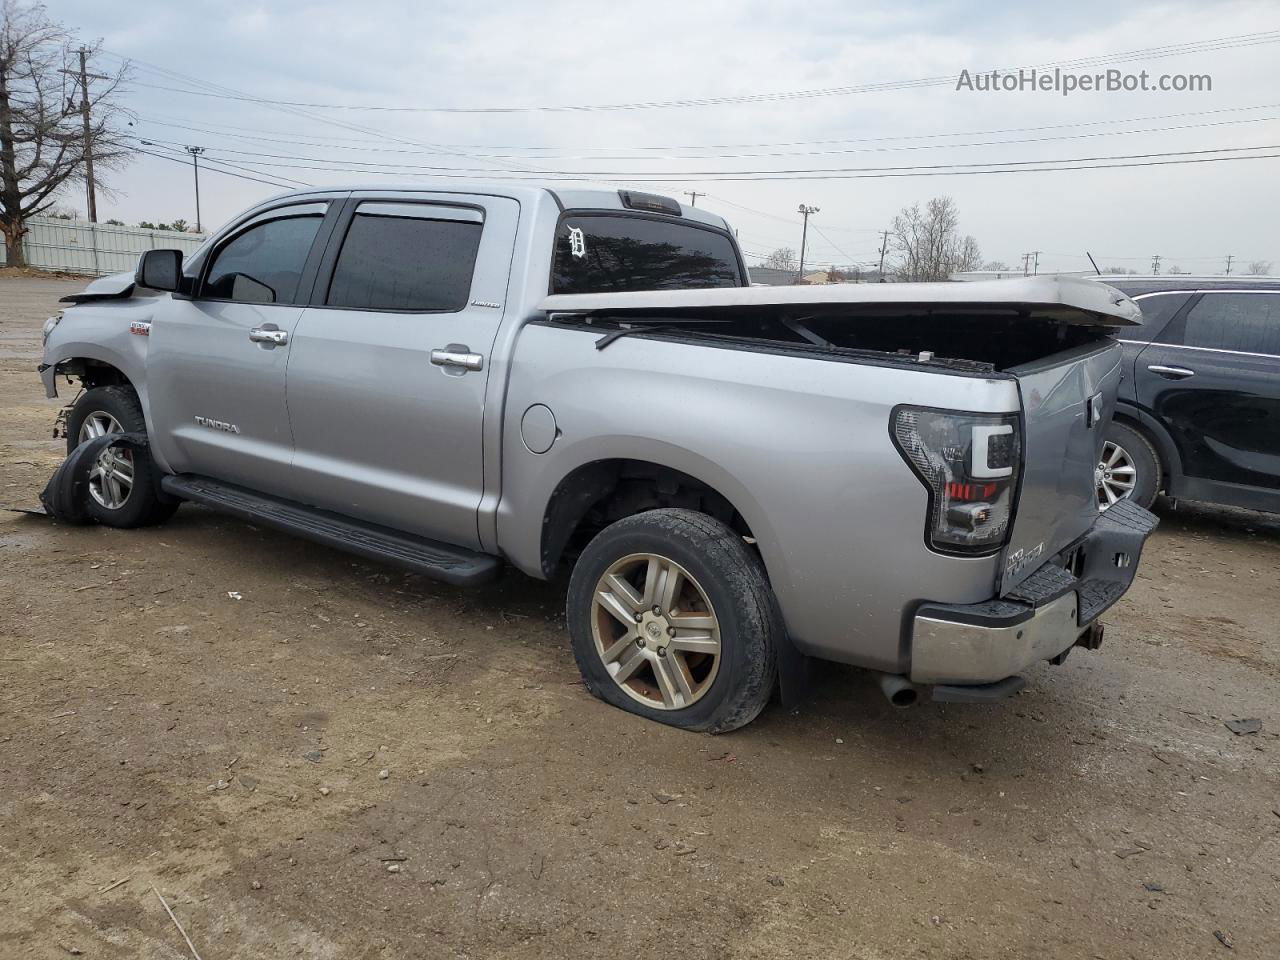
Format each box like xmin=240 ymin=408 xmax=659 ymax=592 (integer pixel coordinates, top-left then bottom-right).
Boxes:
xmin=909 ymin=499 xmax=1159 ymax=686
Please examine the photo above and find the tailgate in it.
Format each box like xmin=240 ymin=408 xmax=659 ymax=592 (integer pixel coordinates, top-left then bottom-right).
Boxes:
xmin=1000 ymin=340 xmax=1123 ymax=594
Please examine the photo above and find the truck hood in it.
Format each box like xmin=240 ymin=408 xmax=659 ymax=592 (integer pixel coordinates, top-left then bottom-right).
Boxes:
xmin=540 ymin=276 xmax=1142 ymax=328
xmin=59 ymin=271 xmax=136 ymax=304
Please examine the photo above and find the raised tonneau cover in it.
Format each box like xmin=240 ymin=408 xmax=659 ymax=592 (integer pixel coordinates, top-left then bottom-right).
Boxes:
xmin=540 ymin=276 xmax=1142 ymax=327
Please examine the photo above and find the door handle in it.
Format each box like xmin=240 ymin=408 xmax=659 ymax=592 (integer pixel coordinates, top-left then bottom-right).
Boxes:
xmin=1147 ymin=364 xmax=1194 ymax=380
xmin=430 ymin=348 xmax=484 ymax=371
xmin=249 ymin=327 xmax=289 ymax=345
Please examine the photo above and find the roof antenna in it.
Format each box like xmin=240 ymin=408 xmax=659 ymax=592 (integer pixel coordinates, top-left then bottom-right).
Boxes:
xmin=1086 ymin=251 xmax=1102 ymax=276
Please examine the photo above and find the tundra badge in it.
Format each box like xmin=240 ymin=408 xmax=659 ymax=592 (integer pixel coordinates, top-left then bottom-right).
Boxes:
xmin=195 ymin=416 xmax=240 ymax=434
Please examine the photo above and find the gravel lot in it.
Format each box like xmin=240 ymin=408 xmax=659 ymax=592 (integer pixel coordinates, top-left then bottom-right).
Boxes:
xmin=1 ymin=274 xmax=1278 ymax=959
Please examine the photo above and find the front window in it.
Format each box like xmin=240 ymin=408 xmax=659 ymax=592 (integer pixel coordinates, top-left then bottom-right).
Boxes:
xmin=203 ymin=213 xmax=324 ymax=304
xmin=551 ymin=214 xmax=743 ymax=294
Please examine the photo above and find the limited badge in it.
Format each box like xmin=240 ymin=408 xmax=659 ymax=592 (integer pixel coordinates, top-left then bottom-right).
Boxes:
xmin=568 ymin=226 xmax=586 ymax=259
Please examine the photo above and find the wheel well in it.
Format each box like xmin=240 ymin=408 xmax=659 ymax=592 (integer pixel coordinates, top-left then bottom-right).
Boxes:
xmin=1111 ymin=410 xmax=1174 ymax=490
xmin=540 ymin=459 xmax=756 ymax=577
xmin=56 ymin=358 xmax=133 ymax=392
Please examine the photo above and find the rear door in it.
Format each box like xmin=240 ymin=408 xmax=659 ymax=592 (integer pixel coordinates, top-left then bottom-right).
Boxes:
xmin=1135 ymin=290 xmax=1280 ymax=489
xmin=284 ymin=194 xmax=519 ymax=549
xmin=148 ymin=200 xmax=337 ymax=491
xmin=1001 ymin=340 xmax=1123 ymax=592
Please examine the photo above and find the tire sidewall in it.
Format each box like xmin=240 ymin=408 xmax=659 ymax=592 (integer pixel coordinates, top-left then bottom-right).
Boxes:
xmin=1103 ymin=421 xmax=1160 ymax=509
xmin=67 ymin=387 xmax=167 ymax=527
xmin=567 ymin=512 xmax=772 ymax=731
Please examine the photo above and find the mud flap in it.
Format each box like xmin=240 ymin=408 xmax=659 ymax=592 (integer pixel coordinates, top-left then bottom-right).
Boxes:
xmin=38 ymin=432 xmax=149 ymax=524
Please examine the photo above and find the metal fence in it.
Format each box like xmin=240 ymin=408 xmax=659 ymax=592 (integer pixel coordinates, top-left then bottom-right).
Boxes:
xmin=0 ymin=216 xmax=207 ymax=277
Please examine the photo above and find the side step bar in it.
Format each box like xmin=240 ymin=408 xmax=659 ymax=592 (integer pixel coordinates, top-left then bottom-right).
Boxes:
xmin=161 ymin=474 xmax=501 ymax=586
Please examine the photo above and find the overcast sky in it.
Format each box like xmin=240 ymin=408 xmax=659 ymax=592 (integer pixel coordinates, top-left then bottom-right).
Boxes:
xmin=52 ymin=0 xmax=1280 ymax=274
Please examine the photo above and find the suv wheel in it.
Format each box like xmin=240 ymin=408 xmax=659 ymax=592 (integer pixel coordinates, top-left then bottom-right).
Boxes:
xmin=566 ymin=509 xmax=779 ymax=733
xmin=1097 ymin=421 xmax=1160 ymax=511
xmin=66 ymin=386 xmax=178 ymax=528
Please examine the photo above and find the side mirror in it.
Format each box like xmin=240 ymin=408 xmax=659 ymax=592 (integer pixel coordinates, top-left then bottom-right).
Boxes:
xmin=135 ymin=249 xmax=184 ymax=292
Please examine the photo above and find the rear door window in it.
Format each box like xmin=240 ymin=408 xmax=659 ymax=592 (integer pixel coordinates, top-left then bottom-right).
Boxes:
xmin=327 ymin=202 xmax=483 ymax=312
xmin=1162 ymin=292 xmax=1280 ymax=355
xmin=551 ymin=214 xmax=743 ymax=294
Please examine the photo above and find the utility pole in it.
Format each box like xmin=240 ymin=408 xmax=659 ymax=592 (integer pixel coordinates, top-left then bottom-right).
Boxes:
xmin=796 ymin=204 xmax=819 ymax=282
xmin=187 ymin=146 xmax=205 ymax=232
xmin=1225 ymin=254 xmax=1234 ymax=275
xmin=1021 ymin=252 xmax=1033 ymax=276
xmin=877 ymin=229 xmax=890 ymax=279
xmin=1031 ymin=250 xmax=1042 ymax=275
xmin=1151 ymin=254 xmax=1162 ymax=275
xmin=683 ymin=191 xmax=702 ymax=207
xmin=60 ymin=48 xmax=109 ymax=223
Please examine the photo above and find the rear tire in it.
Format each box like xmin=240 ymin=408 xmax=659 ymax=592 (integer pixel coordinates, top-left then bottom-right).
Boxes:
xmin=66 ymin=385 xmax=178 ymax=528
xmin=1098 ymin=420 xmax=1161 ymax=510
xmin=566 ymin=508 xmax=779 ymax=733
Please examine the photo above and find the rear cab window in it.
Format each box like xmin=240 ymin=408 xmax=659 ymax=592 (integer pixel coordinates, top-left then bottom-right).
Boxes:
xmin=551 ymin=214 xmax=745 ymax=294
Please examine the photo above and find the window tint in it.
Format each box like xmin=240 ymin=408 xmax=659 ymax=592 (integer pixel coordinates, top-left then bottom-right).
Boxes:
xmin=327 ymin=204 xmax=483 ymax=312
xmin=204 ymin=214 xmax=323 ymax=304
xmin=551 ymin=214 xmax=743 ymax=294
xmin=1169 ymin=293 xmax=1280 ymax=354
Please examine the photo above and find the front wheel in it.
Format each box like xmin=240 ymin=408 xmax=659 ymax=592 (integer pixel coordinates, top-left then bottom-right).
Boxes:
xmin=566 ymin=509 xmax=780 ymax=733
xmin=1097 ymin=421 xmax=1161 ymax=511
xmin=66 ymin=385 xmax=178 ymax=528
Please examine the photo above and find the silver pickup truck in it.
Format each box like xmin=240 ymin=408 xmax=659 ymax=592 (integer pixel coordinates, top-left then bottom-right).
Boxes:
xmin=38 ymin=183 xmax=1157 ymax=731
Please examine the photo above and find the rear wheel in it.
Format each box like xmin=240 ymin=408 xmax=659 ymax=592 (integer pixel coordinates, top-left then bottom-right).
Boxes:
xmin=1097 ymin=421 xmax=1161 ymax=510
xmin=566 ymin=509 xmax=779 ymax=733
xmin=66 ymin=386 xmax=178 ymax=528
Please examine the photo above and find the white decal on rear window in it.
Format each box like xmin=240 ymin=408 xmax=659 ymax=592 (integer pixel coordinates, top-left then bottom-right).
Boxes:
xmin=568 ymin=226 xmax=586 ymax=259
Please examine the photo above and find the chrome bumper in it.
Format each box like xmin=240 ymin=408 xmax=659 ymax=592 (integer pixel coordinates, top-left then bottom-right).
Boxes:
xmin=909 ymin=500 xmax=1159 ymax=687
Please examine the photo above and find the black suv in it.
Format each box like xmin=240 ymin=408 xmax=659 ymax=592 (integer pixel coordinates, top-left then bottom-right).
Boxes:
xmin=1091 ymin=276 xmax=1280 ymax=514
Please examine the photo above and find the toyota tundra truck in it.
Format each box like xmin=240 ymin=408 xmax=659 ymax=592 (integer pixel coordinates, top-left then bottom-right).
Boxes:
xmin=37 ymin=183 xmax=1157 ymax=731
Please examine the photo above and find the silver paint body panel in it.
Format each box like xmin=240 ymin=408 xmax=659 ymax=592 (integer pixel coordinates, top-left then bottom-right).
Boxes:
xmin=41 ymin=180 xmax=1135 ymax=674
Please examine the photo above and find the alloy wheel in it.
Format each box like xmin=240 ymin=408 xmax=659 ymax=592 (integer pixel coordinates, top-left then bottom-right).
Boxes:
xmin=590 ymin=553 xmax=721 ymax=710
xmin=78 ymin=412 xmax=134 ymax=510
xmin=1096 ymin=440 xmax=1137 ymax=511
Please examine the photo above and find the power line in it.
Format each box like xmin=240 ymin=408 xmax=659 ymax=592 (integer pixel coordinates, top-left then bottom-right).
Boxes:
xmin=139 ymin=141 xmax=1280 ymax=181
xmin=130 ymin=144 xmax=304 ymax=189
xmin=114 ymin=31 xmax=1280 ymax=114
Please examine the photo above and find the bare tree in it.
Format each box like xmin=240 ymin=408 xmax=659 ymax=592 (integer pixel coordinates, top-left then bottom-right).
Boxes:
xmin=0 ymin=1 xmax=131 ymax=266
xmin=890 ymin=196 xmax=981 ymax=281
xmin=762 ymin=246 xmax=797 ymax=272
xmin=1246 ymin=260 xmax=1273 ymax=276
xmin=981 ymin=260 xmax=1010 ymax=271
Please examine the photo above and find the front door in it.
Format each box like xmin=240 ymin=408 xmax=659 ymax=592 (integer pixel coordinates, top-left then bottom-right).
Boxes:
xmin=1135 ymin=290 xmax=1280 ymax=490
xmin=147 ymin=201 xmax=336 ymax=491
xmin=284 ymin=195 xmax=520 ymax=549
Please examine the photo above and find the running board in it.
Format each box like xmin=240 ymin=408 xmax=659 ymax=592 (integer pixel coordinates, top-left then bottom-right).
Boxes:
xmin=161 ymin=474 xmax=501 ymax=586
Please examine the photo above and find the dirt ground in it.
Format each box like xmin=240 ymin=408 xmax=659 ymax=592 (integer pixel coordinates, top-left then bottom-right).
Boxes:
xmin=1 ymin=275 xmax=1277 ymax=960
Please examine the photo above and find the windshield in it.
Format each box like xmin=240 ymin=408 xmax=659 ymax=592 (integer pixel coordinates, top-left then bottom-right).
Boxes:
xmin=551 ymin=214 xmax=744 ymax=294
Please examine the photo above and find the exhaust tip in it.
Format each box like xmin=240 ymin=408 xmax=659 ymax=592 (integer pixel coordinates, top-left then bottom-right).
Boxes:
xmin=889 ymin=687 xmax=919 ymax=708
xmin=875 ymin=672 xmax=923 ymax=709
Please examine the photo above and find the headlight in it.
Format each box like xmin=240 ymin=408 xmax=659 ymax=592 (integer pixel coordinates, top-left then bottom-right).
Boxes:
xmin=891 ymin=405 xmax=1022 ymax=555
xmin=41 ymin=312 xmax=62 ymax=345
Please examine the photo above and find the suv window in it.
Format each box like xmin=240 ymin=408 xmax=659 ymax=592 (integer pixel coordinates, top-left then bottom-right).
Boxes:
xmin=551 ymin=214 xmax=743 ymax=294
xmin=204 ymin=213 xmax=324 ymax=304
xmin=327 ymin=203 xmax=483 ymax=312
xmin=1169 ymin=292 xmax=1280 ymax=354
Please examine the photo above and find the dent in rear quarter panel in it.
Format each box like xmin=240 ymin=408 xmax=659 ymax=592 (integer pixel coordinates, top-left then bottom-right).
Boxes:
xmin=496 ymin=324 xmax=1020 ymax=672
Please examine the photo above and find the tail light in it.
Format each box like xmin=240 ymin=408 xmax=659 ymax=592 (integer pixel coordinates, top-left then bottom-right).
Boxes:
xmin=891 ymin=406 xmax=1021 ymax=554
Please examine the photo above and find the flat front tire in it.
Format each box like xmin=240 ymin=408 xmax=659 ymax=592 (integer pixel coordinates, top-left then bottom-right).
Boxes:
xmin=566 ymin=509 xmax=780 ymax=733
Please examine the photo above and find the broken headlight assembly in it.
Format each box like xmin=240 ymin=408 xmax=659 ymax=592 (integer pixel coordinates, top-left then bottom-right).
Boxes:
xmin=891 ymin=405 xmax=1021 ymax=555
xmin=41 ymin=311 xmax=62 ymax=345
